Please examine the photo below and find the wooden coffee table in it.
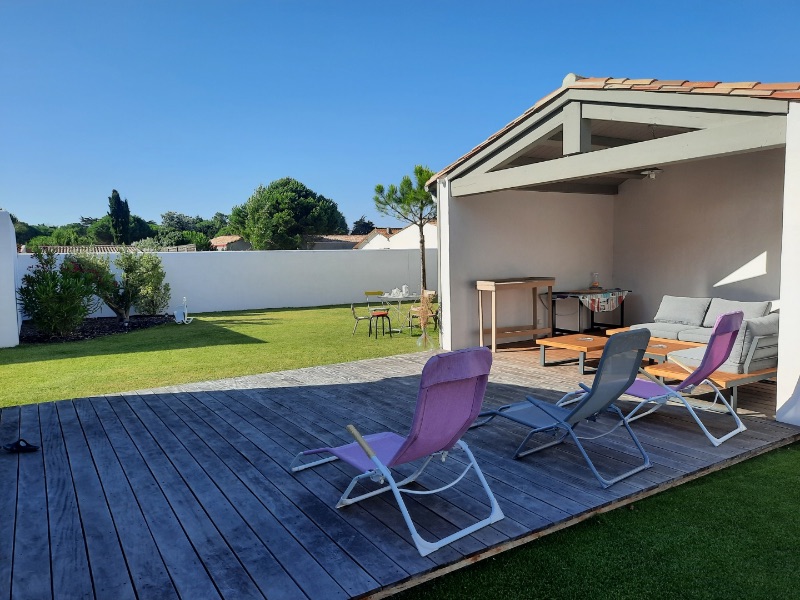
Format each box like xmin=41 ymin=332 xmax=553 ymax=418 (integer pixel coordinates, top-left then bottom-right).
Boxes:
xmin=536 ymin=334 xmax=608 ymax=375
xmin=604 ymin=327 xmax=703 ymax=362
xmin=643 ymin=339 xmax=703 ymax=362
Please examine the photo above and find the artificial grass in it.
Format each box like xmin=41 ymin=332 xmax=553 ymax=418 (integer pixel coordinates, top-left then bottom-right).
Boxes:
xmin=398 ymin=442 xmax=800 ymax=600
xmin=0 ymin=304 xmax=438 ymax=407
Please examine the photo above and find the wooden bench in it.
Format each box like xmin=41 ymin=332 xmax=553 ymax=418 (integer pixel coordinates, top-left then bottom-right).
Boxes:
xmin=643 ymin=362 xmax=777 ymax=411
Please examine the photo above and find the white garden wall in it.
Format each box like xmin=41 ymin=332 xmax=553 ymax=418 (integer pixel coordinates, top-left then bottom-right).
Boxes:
xmin=14 ymin=248 xmax=438 ymax=322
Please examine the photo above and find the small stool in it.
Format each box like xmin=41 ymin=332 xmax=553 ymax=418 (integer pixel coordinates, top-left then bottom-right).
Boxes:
xmin=369 ymin=310 xmax=393 ymax=338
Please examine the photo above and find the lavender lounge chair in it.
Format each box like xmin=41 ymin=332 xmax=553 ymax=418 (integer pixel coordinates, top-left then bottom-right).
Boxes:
xmin=473 ymin=329 xmax=652 ymax=488
xmin=625 ymin=311 xmax=747 ymax=446
xmin=290 ymin=347 xmax=504 ymax=557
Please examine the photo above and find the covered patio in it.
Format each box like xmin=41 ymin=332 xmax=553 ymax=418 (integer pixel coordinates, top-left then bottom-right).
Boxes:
xmin=428 ymin=74 xmax=800 ymax=426
xmin=1 ymin=350 xmax=796 ymax=599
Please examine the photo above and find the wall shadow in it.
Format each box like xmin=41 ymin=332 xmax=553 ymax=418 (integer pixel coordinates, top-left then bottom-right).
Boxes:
xmin=4 ymin=319 xmax=270 ymax=365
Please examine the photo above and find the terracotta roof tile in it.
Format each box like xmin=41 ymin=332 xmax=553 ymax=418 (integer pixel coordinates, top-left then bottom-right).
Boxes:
xmin=426 ymin=74 xmax=800 ymax=187
xmin=567 ymin=80 xmax=608 ymax=88
xmin=210 ymin=235 xmax=243 ymax=245
xmin=689 ymin=87 xmax=733 ymax=94
xmin=651 ymin=80 xmax=688 ymax=86
xmin=730 ymin=88 xmax=774 ymax=96
xmin=716 ymin=81 xmax=759 ymax=89
xmin=755 ymin=82 xmax=800 ymax=90
xmin=684 ymin=81 xmax=720 ymax=88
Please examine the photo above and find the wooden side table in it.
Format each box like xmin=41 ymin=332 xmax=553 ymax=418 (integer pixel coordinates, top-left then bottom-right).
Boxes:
xmin=477 ymin=277 xmax=555 ymax=352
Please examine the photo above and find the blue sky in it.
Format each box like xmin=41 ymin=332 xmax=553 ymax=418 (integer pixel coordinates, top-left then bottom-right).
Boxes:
xmin=2 ymin=0 xmax=799 ymax=230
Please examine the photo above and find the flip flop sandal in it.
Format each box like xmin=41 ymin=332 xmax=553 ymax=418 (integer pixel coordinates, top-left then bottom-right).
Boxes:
xmin=3 ymin=439 xmax=39 ymax=453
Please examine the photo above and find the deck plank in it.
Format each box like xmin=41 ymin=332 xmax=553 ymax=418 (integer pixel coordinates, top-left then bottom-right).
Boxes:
xmin=13 ymin=404 xmax=51 ymax=600
xmin=39 ymin=402 xmax=93 ymax=600
xmin=174 ymin=390 xmax=414 ymax=585
xmin=73 ymin=398 xmax=178 ymax=599
xmin=55 ymin=400 xmax=136 ymax=600
xmin=107 ymin=396 xmax=271 ymax=600
xmin=90 ymin=398 xmax=224 ymax=600
xmin=140 ymin=391 xmax=374 ymax=598
xmin=1 ymin=348 xmax=797 ymax=599
xmin=0 ymin=406 xmax=19 ymax=600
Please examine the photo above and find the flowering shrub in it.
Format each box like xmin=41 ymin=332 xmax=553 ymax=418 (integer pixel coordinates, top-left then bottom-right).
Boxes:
xmin=16 ymin=249 xmax=100 ymax=336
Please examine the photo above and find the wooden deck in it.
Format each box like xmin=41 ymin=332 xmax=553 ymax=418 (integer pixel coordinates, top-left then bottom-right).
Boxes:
xmin=1 ymin=346 xmax=796 ymax=599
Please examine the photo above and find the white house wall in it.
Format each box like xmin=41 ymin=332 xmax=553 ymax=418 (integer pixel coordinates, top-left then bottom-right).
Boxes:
xmin=359 ymin=235 xmax=390 ymax=250
xmin=440 ymin=188 xmax=615 ymax=350
xmin=387 ymin=223 xmax=438 ymax=250
xmin=778 ymin=103 xmax=800 ymax=424
xmin=13 ymin=249 xmax=438 ymax=323
xmin=613 ymin=149 xmax=784 ymax=324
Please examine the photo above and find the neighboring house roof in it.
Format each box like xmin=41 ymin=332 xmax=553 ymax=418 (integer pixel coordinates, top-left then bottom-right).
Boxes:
xmin=354 ymin=229 xmax=390 ymax=249
xmin=305 ymin=234 xmax=367 ymax=244
xmin=304 ymin=234 xmax=368 ymax=250
xmin=210 ymin=235 xmax=244 ymax=247
xmin=36 ymin=245 xmax=140 ymax=253
xmin=371 ymin=227 xmax=404 ymax=237
xmin=427 ymin=74 xmax=800 ymax=187
xmin=355 ymin=222 xmax=438 ymax=249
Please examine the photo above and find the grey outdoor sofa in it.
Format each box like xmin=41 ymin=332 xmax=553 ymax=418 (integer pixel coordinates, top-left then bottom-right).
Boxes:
xmin=629 ymin=295 xmax=779 ymax=375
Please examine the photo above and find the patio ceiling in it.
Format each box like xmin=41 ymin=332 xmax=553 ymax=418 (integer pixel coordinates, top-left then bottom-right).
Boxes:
xmin=431 ymin=75 xmax=796 ymax=197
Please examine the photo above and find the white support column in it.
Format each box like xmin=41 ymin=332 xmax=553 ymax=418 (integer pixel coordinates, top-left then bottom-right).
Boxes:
xmin=0 ymin=210 xmax=20 ymax=348
xmin=777 ymin=102 xmax=800 ymax=424
xmin=437 ymin=179 xmax=453 ymax=350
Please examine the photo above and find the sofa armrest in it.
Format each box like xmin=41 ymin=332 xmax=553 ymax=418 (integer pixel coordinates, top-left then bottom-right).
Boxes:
xmin=744 ymin=333 xmax=779 ymax=374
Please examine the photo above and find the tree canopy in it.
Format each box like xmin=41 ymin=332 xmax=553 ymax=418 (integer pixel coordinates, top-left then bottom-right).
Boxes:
xmin=351 ymin=215 xmax=376 ymax=235
xmin=231 ymin=178 xmax=348 ymax=250
xmin=108 ymin=189 xmax=131 ymax=244
xmin=374 ymin=165 xmax=436 ymax=290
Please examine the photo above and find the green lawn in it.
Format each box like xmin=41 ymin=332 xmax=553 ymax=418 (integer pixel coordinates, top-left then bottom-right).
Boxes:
xmin=398 ymin=442 xmax=800 ymax=600
xmin=0 ymin=304 xmax=438 ymax=407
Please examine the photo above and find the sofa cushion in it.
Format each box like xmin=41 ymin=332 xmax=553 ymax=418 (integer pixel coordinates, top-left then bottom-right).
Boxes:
xmin=653 ymin=295 xmax=711 ymax=326
xmin=677 ymin=327 xmax=712 ymax=344
xmin=630 ymin=322 xmax=697 ymax=340
xmin=670 ymin=312 xmax=779 ymax=374
xmin=701 ymin=298 xmax=772 ymax=328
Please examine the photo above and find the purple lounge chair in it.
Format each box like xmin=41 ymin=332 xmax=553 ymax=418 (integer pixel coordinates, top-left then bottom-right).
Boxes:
xmin=290 ymin=347 xmax=504 ymax=557
xmin=625 ymin=311 xmax=747 ymax=446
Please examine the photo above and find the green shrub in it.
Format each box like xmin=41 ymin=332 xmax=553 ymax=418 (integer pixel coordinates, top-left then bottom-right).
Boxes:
xmin=76 ymin=249 xmax=171 ymax=321
xmin=16 ymin=249 xmax=100 ymax=336
xmin=132 ymin=253 xmax=171 ymax=315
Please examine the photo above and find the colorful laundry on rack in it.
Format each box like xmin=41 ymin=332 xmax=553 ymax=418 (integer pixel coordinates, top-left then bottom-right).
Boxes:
xmin=579 ymin=290 xmax=628 ymax=313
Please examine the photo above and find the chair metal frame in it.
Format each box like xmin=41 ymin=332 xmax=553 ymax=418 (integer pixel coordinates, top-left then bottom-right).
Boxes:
xmin=290 ymin=347 xmax=504 ymax=556
xmin=350 ymin=303 xmax=370 ymax=335
xmin=473 ymin=329 xmax=652 ymax=488
xmin=624 ymin=311 xmax=747 ymax=447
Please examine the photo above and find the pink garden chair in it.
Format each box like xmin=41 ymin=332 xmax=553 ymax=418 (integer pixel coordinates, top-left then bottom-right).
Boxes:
xmin=290 ymin=347 xmax=504 ymax=556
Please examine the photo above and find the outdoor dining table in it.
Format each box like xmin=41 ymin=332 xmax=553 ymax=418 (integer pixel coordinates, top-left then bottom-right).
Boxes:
xmin=380 ymin=293 xmax=421 ymax=332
